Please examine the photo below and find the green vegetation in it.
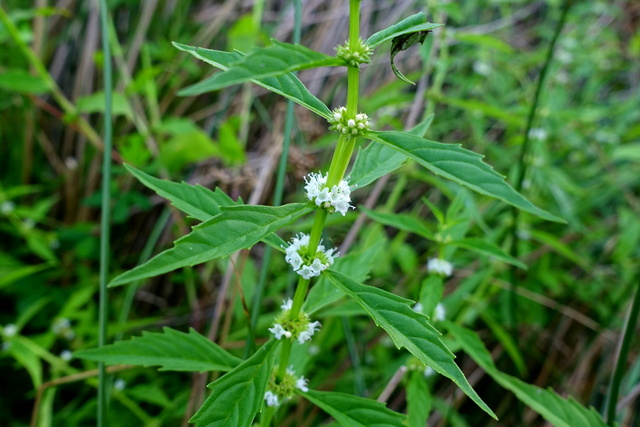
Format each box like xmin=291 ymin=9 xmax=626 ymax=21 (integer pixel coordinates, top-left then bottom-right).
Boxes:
xmin=0 ymin=1 xmax=638 ymax=426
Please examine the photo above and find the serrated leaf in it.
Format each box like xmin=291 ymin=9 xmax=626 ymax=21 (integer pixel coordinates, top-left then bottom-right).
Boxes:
xmin=407 ymin=371 xmax=431 ymax=427
xmin=450 ymin=238 xmax=527 ymax=269
xmin=366 ymin=131 xmax=563 ymax=222
xmin=125 ymin=164 xmax=237 ymax=221
xmin=125 ymin=164 xmax=287 ymax=250
xmin=175 ymin=40 xmax=343 ymax=100
xmin=109 ymin=203 xmax=313 ymax=287
xmin=350 ymin=143 xmax=407 ymax=189
xmin=190 ymin=340 xmax=277 ymax=427
xmin=174 ymin=42 xmax=332 ymax=119
xmin=366 ymin=12 xmax=443 ymax=48
xmin=323 ymin=270 xmax=496 ymax=419
xmin=302 ymin=389 xmax=406 ymax=427
xmin=360 ymin=206 xmax=434 ymax=240
xmin=304 ymin=242 xmax=383 ymax=314
xmin=390 ymin=30 xmax=432 ymax=84
xmin=349 ymin=115 xmax=432 ymax=188
xmin=74 ymin=327 xmax=241 ymax=372
xmin=445 ymin=322 xmax=608 ymax=427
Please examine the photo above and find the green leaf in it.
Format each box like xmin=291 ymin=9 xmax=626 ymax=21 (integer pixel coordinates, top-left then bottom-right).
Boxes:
xmin=361 ymin=206 xmax=435 ymax=240
xmin=109 ymin=203 xmax=313 ymax=287
xmin=445 ymin=323 xmax=608 ymax=427
xmin=450 ymin=238 xmax=527 ymax=269
xmin=305 ymin=242 xmax=383 ymax=314
xmin=407 ymin=371 xmax=431 ymax=427
xmin=390 ymin=30 xmax=432 ymax=84
xmin=366 ymin=131 xmax=563 ymax=222
xmin=76 ymin=92 xmax=133 ymax=118
xmin=190 ymin=340 xmax=277 ymax=427
xmin=366 ymin=12 xmax=443 ymax=48
xmin=174 ymin=41 xmax=339 ymax=115
xmin=350 ymin=143 xmax=407 ymax=189
xmin=74 ymin=327 xmax=241 ymax=372
xmin=349 ymin=115 xmax=433 ymax=188
xmin=0 ymin=69 xmax=51 ymax=94
xmin=124 ymin=164 xmax=236 ymax=222
xmin=323 ymin=270 xmax=496 ymax=419
xmin=125 ymin=164 xmax=286 ymax=251
xmin=302 ymin=389 xmax=406 ymax=427
xmin=174 ymin=43 xmax=331 ymax=118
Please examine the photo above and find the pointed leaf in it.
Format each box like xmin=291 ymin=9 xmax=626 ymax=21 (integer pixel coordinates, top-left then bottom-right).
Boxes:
xmin=303 ymin=389 xmax=406 ymax=427
xmin=176 ymin=40 xmax=343 ymax=100
xmin=125 ymin=164 xmax=286 ymax=250
xmin=450 ymin=238 xmax=527 ymax=269
xmin=174 ymin=42 xmax=332 ymax=119
xmin=445 ymin=322 xmax=608 ymax=427
xmin=109 ymin=203 xmax=313 ymax=287
xmin=366 ymin=12 xmax=443 ymax=48
xmin=366 ymin=131 xmax=563 ymax=222
xmin=360 ymin=206 xmax=434 ymax=240
xmin=323 ymin=270 xmax=496 ymax=419
xmin=74 ymin=327 xmax=241 ymax=372
xmin=349 ymin=115 xmax=433 ymax=188
xmin=190 ymin=340 xmax=277 ymax=427
xmin=125 ymin=164 xmax=237 ymax=221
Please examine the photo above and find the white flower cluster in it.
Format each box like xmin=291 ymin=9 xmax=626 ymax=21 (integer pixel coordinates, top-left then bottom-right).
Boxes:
xmin=433 ymin=303 xmax=446 ymax=322
xmin=1 ymin=324 xmax=17 ymax=338
xmin=427 ymin=258 xmax=453 ymax=277
xmin=328 ymin=106 xmax=371 ymax=137
xmin=264 ymin=368 xmax=309 ymax=407
xmin=268 ymin=299 xmax=322 ymax=344
xmin=52 ymin=318 xmax=75 ymax=340
xmin=284 ymin=233 xmax=337 ymax=280
xmin=335 ymin=38 xmax=373 ymax=67
xmin=304 ymin=172 xmax=353 ymax=216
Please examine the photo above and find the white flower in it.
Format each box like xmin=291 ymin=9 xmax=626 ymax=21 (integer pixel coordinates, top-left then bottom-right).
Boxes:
xmin=308 ymin=345 xmax=320 ymax=356
xmin=412 ymin=303 xmax=424 ymax=314
xmin=424 ymin=366 xmax=435 ymax=378
xmin=473 ymin=61 xmax=491 ymax=76
xmin=52 ymin=318 xmax=71 ymax=334
xmin=295 ymin=376 xmax=309 ymax=392
xmin=328 ymin=106 xmax=372 ymax=136
xmin=304 ymin=172 xmax=354 ymax=216
xmin=427 ymin=258 xmax=453 ymax=277
xmin=281 ymin=299 xmax=293 ymax=311
xmin=284 ymin=233 xmax=337 ymax=279
xmin=268 ymin=324 xmax=292 ymax=340
xmin=0 ymin=201 xmax=15 ymax=215
xmin=1 ymin=342 xmax=11 ymax=351
xmin=2 ymin=324 xmax=17 ymax=337
xmin=434 ymin=303 xmax=446 ymax=322
xmin=297 ymin=321 xmax=321 ymax=344
xmin=114 ymin=379 xmax=127 ymax=391
xmin=528 ymin=128 xmax=547 ymax=141
xmin=60 ymin=350 xmax=73 ymax=361
xmin=264 ymin=391 xmax=280 ymax=407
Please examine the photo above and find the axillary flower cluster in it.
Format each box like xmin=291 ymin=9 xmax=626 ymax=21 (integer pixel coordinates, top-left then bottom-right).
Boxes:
xmin=264 ymin=35 xmax=375 ymax=412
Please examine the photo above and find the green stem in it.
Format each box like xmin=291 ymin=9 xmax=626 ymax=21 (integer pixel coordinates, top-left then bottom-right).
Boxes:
xmin=507 ymin=0 xmax=572 ymax=334
xmin=98 ymin=0 xmax=113 ymax=426
xmin=605 ymin=276 xmax=640 ymax=425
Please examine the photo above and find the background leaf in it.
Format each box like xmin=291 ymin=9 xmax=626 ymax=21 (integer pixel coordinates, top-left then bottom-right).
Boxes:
xmin=189 ymin=340 xmax=277 ymax=427
xmin=323 ymin=270 xmax=496 ymax=419
xmin=445 ymin=322 xmax=608 ymax=427
xmin=74 ymin=327 xmax=241 ymax=372
xmin=360 ymin=206 xmax=434 ymax=240
xmin=407 ymin=370 xmax=431 ymax=427
xmin=174 ymin=42 xmax=332 ymax=119
xmin=366 ymin=131 xmax=563 ymax=222
xmin=450 ymin=238 xmax=527 ymax=269
xmin=109 ymin=203 xmax=313 ymax=287
xmin=302 ymin=389 xmax=406 ymax=427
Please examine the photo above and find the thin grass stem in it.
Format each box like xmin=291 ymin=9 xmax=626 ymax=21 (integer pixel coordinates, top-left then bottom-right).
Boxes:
xmin=97 ymin=0 xmax=113 ymax=426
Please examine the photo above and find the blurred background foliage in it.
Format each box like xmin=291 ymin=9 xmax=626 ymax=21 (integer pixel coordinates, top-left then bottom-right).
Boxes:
xmin=0 ymin=0 xmax=639 ymax=426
